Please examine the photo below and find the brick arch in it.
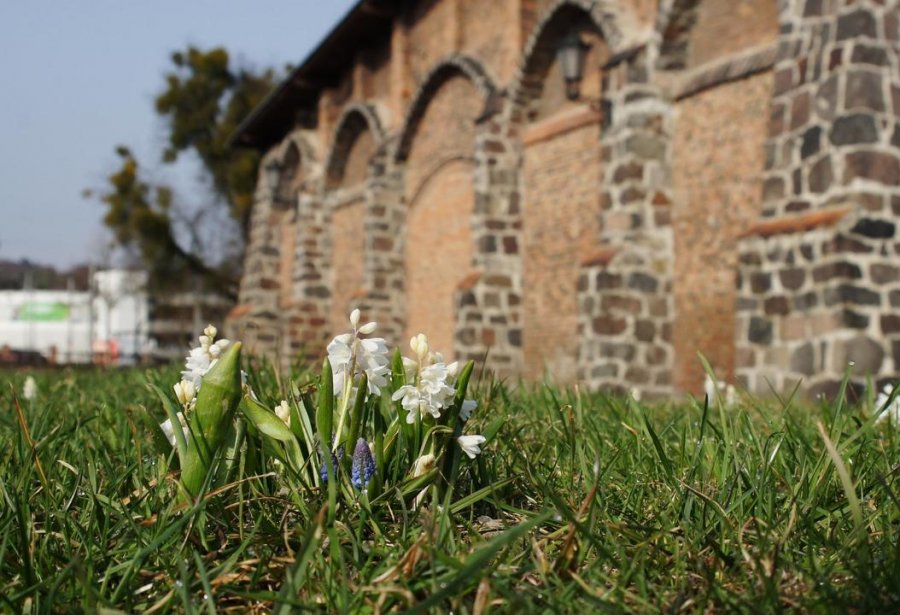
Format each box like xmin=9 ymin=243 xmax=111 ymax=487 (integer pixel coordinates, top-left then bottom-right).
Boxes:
xmin=655 ymin=0 xmax=781 ymax=71
xmin=395 ymin=68 xmax=485 ymax=357
xmin=237 ymin=130 xmax=318 ymax=360
xmin=324 ymin=103 xmax=385 ymax=188
xmin=322 ymin=105 xmax=385 ymax=334
xmin=509 ymin=2 xmax=612 ymax=382
xmin=273 ymin=142 xmax=301 ymax=209
xmin=508 ymin=0 xmax=636 ymax=124
xmin=405 ymin=154 xmax=476 ymax=207
xmin=394 ymin=54 xmax=497 ymax=162
xmin=273 ymin=131 xmax=318 ymax=175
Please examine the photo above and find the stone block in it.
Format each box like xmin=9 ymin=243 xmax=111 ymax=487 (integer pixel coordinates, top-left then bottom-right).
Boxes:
xmin=824 ymin=284 xmax=881 ymax=307
xmin=870 ymin=264 xmax=899 ymax=284
xmin=801 ymin=126 xmax=821 ymax=159
xmin=834 ymin=335 xmax=884 ymax=373
xmin=812 ymin=261 xmax=862 ymax=282
xmin=837 ymin=9 xmax=877 ymax=41
xmin=749 ymin=316 xmax=774 ymax=344
xmin=592 ymin=316 xmax=627 ymax=336
xmin=628 ymin=272 xmax=659 ymax=293
xmin=882 ymin=315 xmax=900 ymax=335
xmin=635 ymin=320 xmax=655 ymax=342
xmin=845 ymin=71 xmax=885 ymax=112
xmin=791 ymin=342 xmax=815 ymax=376
xmin=841 ymin=309 xmax=869 ymax=329
xmin=850 ymin=218 xmax=895 ymax=239
xmin=808 ymin=155 xmax=833 ymax=193
xmin=765 ymin=296 xmax=790 ymax=316
xmin=830 ymin=113 xmax=878 ymax=145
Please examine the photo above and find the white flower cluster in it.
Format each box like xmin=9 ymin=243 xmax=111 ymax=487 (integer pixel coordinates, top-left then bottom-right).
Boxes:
xmin=392 ymin=334 xmax=458 ymax=424
xmin=22 ymin=376 xmax=37 ymax=401
xmin=392 ymin=334 xmax=477 ymax=425
xmin=161 ymin=324 xmax=228 ymax=447
xmin=874 ymin=383 xmax=900 ymax=426
xmin=328 ymin=311 xmax=485 ymax=460
xmin=182 ymin=324 xmax=231 ymax=390
xmin=703 ymin=374 xmax=736 ymax=408
xmin=327 ymin=309 xmax=390 ymax=397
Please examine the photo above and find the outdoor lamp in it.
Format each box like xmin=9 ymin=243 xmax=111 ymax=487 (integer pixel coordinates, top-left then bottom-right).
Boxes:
xmin=264 ymin=159 xmax=282 ymax=194
xmin=557 ymin=30 xmax=589 ymax=101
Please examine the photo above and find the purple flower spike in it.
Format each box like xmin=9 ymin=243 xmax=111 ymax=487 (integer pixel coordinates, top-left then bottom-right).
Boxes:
xmin=319 ymin=443 xmax=344 ymax=484
xmin=351 ymin=438 xmax=376 ymax=490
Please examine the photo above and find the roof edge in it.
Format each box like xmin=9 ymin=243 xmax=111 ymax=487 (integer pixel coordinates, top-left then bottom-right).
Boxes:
xmin=229 ymin=0 xmax=398 ymax=150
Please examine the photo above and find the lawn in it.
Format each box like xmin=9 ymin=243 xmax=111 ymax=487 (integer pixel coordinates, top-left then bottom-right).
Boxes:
xmin=1 ymin=362 xmax=898 ymax=613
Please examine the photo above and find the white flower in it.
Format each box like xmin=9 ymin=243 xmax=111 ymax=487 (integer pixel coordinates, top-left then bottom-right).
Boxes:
xmin=410 ymin=334 xmax=429 ymax=360
xmin=457 ymin=434 xmax=486 ymax=459
xmin=275 ymin=400 xmax=291 ymax=426
xmin=173 ymin=379 xmax=196 ymax=407
xmin=392 ymin=363 xmax=456 ymax=424
xmin=181 ymin=324 xmax=230 ymax=389
xmin=630 ymin=387 xmax=642 ymax=402
xmin=703 ymin=374 xmax=717 ymax=402
xmin=460 ymin=399 xmax=477 ymax=422
xmin=327 ymin=311 xmax=390 ymax=397
xmin=392 ymin=334 xmax=460 ymax=423
xmin=22 ymin=376 xmax=37 ymax=401
xmin=875 ymin=384 xmax=900 ymax=426
xmin=724 ymin=384 xmax=736 ymax=409
xmin=160 ymin=412 xmax=189 ymax=447
xmin=412 ymin=453 xmax=436 ymax=478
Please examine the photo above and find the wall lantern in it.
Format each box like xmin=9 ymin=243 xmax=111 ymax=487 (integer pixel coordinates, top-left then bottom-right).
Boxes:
xmin=264 ymin=159 xmax=282 ymax=194
xmin=557 ymin=30 xmax=590 ymax=101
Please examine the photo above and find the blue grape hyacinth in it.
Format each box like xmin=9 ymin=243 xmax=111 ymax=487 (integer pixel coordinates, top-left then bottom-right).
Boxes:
xmin=319 ymin=444 xmax=344 ymax=484
xmin=351 ymin=438 xmax=376 ymax=490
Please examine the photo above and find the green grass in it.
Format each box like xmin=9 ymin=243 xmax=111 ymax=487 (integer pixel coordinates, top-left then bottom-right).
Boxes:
xmin=1 ymin=365 xmax=898 ymax=613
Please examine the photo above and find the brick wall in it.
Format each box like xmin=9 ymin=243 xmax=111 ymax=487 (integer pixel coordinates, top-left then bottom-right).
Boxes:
xmin=407 ymin=160 xmax=475 ymax=355
xmin=523 ymin=111 xmax=601 ymax=380
xmin=231 ymin=0 xmax=899 ymax=398
xmin=690 ymin=0 xmax=780 ymax=67
xmin=330 ymin=198 xmax=365 ymax=332
xmin=403 ymin=74 xmax=480 ymax=355
xmin=671 ymin=72 xmax=773 ymax=393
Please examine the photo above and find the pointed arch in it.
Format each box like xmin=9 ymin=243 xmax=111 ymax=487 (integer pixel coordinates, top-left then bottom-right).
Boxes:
xmin=394 ymin=54 xmax=498 ymax=162
xmin=656 ymin=0 xmax=780 ymax=71
xmin=508 ymin=0 xmax=638 ymax=124
xmin=324 ymin=102 xmax=385 ymax=188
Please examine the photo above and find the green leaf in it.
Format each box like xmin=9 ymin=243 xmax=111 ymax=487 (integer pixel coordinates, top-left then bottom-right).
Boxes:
xmin=316 ymin=358 xmax=334 ymax=447
xmin=181 ymin=342 xmax=243 ymax=496
xmin=345 ymin=372 xmax=368 ymax=459
xmin=241 ymin=396 xmax=295 ymax=442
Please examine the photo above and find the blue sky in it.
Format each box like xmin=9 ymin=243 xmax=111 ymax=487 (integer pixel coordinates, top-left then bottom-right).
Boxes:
xmin=0 ymin=0 xmax=357 ymax=268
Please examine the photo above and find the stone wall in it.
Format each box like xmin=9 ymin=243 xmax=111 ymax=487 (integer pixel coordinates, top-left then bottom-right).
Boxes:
xmin=735 ymin=0 xmax=900 ymax=397
xmin=230 ymin=0 xmax=899 ymax=397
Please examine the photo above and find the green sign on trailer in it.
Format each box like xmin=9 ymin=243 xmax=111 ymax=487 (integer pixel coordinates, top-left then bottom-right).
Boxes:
xmin=16 ymin=302 xmax=71 ymax=322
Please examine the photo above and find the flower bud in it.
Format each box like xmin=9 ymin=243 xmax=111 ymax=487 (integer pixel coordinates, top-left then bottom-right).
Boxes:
xmin=358 ymin=321 xmax=377 ymax=335
xmin=349 ymin=308 xmax=361 ymax=329
xmin=274 ymin=400 xmax=291 ymax=426
xmin=203 ymin=324 xmax=217 ymax=339
xmin=412 ymin=453 xmax=435 ymax=478
xmin=173 ymin=379 xmax=197 ymax=406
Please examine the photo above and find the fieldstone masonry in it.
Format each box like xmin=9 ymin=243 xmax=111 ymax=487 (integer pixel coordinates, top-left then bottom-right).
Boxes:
xmin=735 ymin=0 xmax=900 ymax=397
xmin=577 ymin=46 xmax=677 ymax=397
xmin=230 ymin=0 xmax=898 ymax=399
